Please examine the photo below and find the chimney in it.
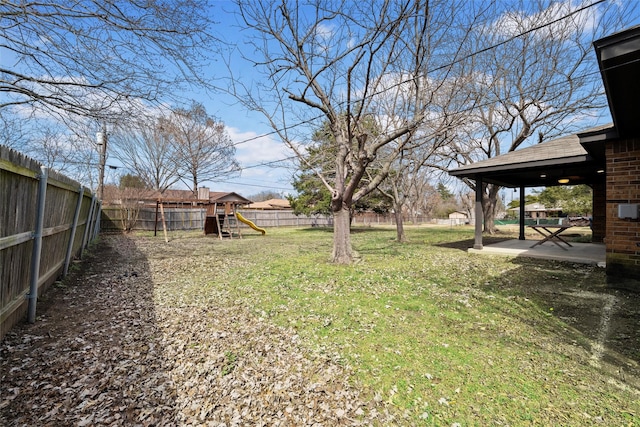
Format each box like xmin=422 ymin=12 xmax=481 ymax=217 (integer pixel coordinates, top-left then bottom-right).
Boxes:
xmin=198 ymin=186 xmax=210 ymax=201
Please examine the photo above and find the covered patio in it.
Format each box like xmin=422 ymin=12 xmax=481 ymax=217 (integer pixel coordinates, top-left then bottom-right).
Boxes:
xmin=449 ymin=25 xmax=640 ymax=289
xmin=449 ymin=125 xmax=608 ymax=266
xmin=469 ymin=239 xmax=605 ymax=266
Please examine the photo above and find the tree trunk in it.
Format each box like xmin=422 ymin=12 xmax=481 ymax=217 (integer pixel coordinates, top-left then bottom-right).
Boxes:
xmin=394 ymin=207 xmax=407 ymax=242
xmin=332 ymin=207 xmax=353 ymax=264
xmin=482 ymin=184 xmax=501 ymax=234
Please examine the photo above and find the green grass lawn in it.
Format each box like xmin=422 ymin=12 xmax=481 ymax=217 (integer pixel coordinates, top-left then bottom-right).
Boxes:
xmin=150 ymin=225 xmax=639 ymax=426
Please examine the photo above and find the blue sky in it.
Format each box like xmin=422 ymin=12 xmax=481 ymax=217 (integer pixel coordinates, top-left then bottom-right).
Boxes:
xmin=5 ymin=1 xmax=640 ymax=199
xmin=186 ymin=0 xmax=640 ymax=198
xmin=173 ymin=1 xmax=297 ymax=197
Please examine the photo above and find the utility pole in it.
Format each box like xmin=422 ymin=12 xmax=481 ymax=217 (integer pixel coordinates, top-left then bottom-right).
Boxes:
xmin=97 ymin=122 xmax=107 ymax=200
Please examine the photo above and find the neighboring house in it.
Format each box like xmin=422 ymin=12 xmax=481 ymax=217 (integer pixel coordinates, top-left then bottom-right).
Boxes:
xmin=447 ymin=210 xmax=469 ymax=226
xmin=509 ymin=203 xmax=563 ymax=219
xmin=449 ymin=25 xmax=640 ymax=290
xmin=245 ymin=198 xmax=292 ymax=210
xmin=448 ymin=211 xmax=469 ymax=220
xmin=102 ymin=186 xmax=251 ymax=208
xmin=102 ymin=185 xmax=253 ymax=235
xmin=102 ymin=186 xmax=203 ymax=206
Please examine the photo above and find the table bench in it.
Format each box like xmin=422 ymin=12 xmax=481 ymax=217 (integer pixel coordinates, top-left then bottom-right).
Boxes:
xmin=528 ymin=225 xmax=574 ymax=250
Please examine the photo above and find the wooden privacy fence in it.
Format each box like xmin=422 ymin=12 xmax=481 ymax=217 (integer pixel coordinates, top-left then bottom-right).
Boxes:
xmin=1 ymin=146 xmax=100 ymax=340
xmin=101 ymin=207 xmax=334 ymax=231
xmin=237 ymin=210 xmax=333 ymax=228
xmin=101 ymin=206 xmax=207 ymax=231
xmin=101 ymin=207 xmax=442 ymax=232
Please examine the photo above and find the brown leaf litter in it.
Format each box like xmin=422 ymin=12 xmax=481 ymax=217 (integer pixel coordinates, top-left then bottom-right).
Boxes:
xmin=1 ymin=234 xmax=396 ymax=426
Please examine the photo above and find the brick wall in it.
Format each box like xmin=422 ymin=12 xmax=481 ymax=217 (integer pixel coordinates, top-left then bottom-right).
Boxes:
xmin=592 ymin=176 xmax=606 ymax=243
xmin=605 ymin=138 xmax=640 ymax=289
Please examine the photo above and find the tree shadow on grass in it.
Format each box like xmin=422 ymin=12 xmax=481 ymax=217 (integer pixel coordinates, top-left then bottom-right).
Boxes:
xmin=434 ymin=235 xmax=514 ymax=250
xmin=298 ymin=226 xmax=393 ymax=234
xmin=0 ymin=235 xmax=178 ymax=425
xmin=480 ymin=257 xmax=640 ymax=387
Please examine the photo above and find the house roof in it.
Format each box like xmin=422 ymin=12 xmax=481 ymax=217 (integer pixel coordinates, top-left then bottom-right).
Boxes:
xmin=159 ymin=189 xmax=200 ymax=201
xmin=594 ymin=25 xmax=640 ymax=139
xmin=208 ymin=192 xmax=252 ymax=205
xmin=246 ymin=198 xmax=291 ymax=210
xmin=449 ymin=125 xmax=607 ymax=187
xmin=102 ymin=186 xmax=251 ymax=205
xmin=102 ymin=186 xmax=200 ymax=204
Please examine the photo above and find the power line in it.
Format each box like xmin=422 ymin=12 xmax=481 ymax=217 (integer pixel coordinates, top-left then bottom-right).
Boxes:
xmin=215 ymin=179 xmax=293 ymax=191
xmin=425 ymin=0 xmax=607 ymax=75
xmin=226 ymin=0 xmax=608 ymax=149
xmin=241 ymin=155 xmax=297 ymax=170
xmin=229 ymin=67 xmax=606 ymax=176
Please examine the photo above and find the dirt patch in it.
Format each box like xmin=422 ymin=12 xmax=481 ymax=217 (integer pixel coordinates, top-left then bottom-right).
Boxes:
xmin=493 ymin=260 xmax=640 ymax=390
xmin=1 ymin=234 xmax=395 ymax=426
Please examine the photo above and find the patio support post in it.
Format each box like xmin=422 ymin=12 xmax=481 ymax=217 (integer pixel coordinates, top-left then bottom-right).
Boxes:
xmin=474 ymin=177 xmax=483 ymax=250
xmin=519 ymin=186 xmax=526 ymax=240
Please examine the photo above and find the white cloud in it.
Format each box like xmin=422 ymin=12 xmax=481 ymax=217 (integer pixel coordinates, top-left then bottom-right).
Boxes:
xmin=227 ymin=127 xmax=290 ymax=165
xmin=315 ymin=23 xmax=335 ymax=41
xmin=221 ymin=126 xmax=296 ymax=192
xmin=489 ymin=0 xmax=601 ymax=41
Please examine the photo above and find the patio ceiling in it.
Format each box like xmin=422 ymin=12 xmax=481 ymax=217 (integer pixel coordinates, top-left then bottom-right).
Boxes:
xmin=448 ymin=125 xmax=610 ymax=188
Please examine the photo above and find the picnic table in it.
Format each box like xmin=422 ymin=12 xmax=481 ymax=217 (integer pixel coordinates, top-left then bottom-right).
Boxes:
xmin=528 ymin=225 xmax=573 ymax=250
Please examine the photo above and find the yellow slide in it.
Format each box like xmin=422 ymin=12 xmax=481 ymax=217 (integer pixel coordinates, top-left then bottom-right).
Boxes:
xmin=236 ymin=212 xmax=266 ymax=235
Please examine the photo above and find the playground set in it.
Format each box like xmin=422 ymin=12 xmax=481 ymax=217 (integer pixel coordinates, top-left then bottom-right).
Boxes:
xmin=151 ymin=189 xmax=266 ymax=240
xmin=204 ymin=199 xmax=266 ymax=239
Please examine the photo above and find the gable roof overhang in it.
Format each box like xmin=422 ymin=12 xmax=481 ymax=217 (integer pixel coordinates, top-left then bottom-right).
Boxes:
xmin=209 ymin=191 xmax=252 ymax=205
xmin=594 ymin=25 xmax=640 ymax=139
xmin=448 ymin=126 xmax=609 ymax=188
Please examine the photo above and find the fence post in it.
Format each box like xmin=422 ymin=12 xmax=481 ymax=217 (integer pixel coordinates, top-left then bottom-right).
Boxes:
xmin=91 ymin=200 xmax=101 ymax=240
xmin=81 ymin=195 xmax=96 ymax=258
xmin=63 ymin=187 xmax=85 ymax=277
xmin=27 ymin=166 xmax=48 ymax=323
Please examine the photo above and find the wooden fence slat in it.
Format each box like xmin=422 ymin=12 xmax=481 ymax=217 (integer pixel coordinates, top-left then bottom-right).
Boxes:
xmin=0 ymin=231 xmax=33 ymax=251
xmin=64 ymin=187 xmax=85 ymax=276
xmin=0 ymin=157 xmax=38 ymax=179
xmin=1 ymin=149 xmax=99 ymax=339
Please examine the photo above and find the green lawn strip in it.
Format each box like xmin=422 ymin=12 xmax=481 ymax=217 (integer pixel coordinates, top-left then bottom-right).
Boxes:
xmin=142 ymin=227 xmax=640 ymax=425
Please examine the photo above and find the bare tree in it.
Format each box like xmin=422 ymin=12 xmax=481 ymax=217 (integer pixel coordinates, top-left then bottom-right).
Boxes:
xmin=377 ymin=89 xmax=466 ymax=242
xmin=1 ymin=111 xmax=90 ymax=177
xmin=248 ymin=190 xmax=283 ymax=202
xmin=102 ymin=179 xmax=147 ymax=232
xmin=24 ymin=127 xmax=72 ymax=173
xmin=0 ymin=0 xmax=219 ymax=121
xmin=230 ymin=0 xmax=477 ymax=263
xmin=377 ymin=137 xmax=442 ymax=242
xmin=163 ymin=102 xmax=240 ymax=195
xmin=443 ymin=0 xmax=636 ymax=233
xmin=110 ymin=118 xmax=180 ymax=193
xmin=0 ymin=109 xmax=28 ymax=149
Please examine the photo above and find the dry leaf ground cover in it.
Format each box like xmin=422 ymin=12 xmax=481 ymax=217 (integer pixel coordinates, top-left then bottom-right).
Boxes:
xmin=1 ymin=226 xmax=640 ymax=426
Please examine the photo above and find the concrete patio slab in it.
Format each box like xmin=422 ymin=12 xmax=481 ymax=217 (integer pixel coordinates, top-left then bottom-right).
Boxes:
xmin=468 ymin=239 xmax=606 ymax=267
